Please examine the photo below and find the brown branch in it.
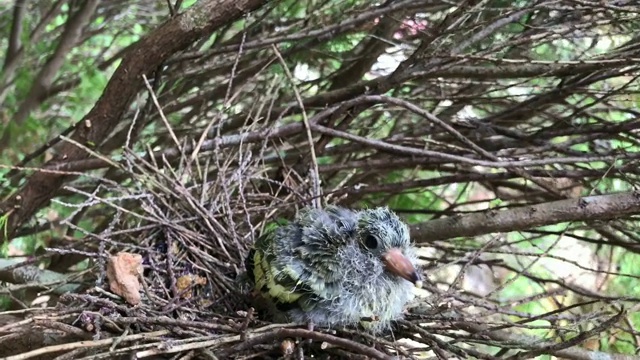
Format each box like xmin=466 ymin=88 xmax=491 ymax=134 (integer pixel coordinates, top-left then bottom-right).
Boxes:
xmin=5 ymin=0 xmax=27 ymax=67
xmin=328 ymin=9 xmax=406 ymax=90
xmin=0 ymin=0 xmax=271 ymax=244
xmin=411 ymin=191 xmax=640 ymax=243
xmin=309 ymin=121 xmax=640 ymax=168
xmin=0 ymin=1 xmax=66 ymax=107
xmin=216 ymin=328 xmax=394 ymax=359
xmin=205 ymin=0 xmax=437 ymax=56
xmin=455 ymin=315 xmax=635 ymax=360
xmin=408 ymin=60 xmax=640 ymax=80
xmin=7 ymin=0 xmax=100 ymax=129
xmin=3 ymin=330 xmax=170 ymax=360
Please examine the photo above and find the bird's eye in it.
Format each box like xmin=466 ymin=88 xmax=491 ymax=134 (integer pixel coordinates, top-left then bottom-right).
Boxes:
xmin=364 ymin=235 xmax=378 ymax=250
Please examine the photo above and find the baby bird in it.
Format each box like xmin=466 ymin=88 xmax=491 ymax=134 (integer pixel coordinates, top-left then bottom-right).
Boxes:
xmin=245 ymin=206 xmax=422 ymax=332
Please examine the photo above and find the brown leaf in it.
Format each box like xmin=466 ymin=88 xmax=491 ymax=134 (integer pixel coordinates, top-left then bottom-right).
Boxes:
xmin=106 ymin=252 xmax=143 ymax=305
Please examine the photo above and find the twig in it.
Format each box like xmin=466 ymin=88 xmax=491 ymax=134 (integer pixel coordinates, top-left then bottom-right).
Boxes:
xmin=3 ymin=330 xmax=169 ymax=360
xmin=142 ymin=74 xmax=182 ymax=152
xmin=272 ymin=45 xmax=322 ymax=209
xmin=216 ymin=327 xmax=394 ymax=360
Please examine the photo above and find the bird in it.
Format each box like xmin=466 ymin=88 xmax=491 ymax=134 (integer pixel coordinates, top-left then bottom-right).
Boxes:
xmin=245 ymin=205 xmax=422 ymax=332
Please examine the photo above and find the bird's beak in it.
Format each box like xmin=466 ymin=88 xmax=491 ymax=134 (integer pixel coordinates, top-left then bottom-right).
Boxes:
xmin=382 ymin=248 xmax=423 ymax=288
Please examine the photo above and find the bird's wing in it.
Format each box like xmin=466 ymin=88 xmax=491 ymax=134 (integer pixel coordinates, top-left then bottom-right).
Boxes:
xmin=247 ymin=223 xmax=319 ymax=312
xmin=246 ymin=206 xmax=359 ymax=313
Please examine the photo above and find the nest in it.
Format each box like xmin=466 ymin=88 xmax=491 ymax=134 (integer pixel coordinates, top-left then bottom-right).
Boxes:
xmin=0 ymin=138 xmax=407 ymax=359
xmin=0 ymin=133 xmax=625 ymax=360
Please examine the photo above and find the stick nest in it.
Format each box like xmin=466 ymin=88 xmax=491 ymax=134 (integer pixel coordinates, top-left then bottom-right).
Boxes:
xmin=0 ymin=136 xmax=624 ymax=360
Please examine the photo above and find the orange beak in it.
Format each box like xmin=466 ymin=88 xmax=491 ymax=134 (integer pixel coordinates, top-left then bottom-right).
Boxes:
xmin=382 ymin=248 xmax=423 ymax=288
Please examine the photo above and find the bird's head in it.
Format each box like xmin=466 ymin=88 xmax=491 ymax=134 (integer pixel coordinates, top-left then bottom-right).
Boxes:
xmin=357 ymin=207 xmax=423 ymax=288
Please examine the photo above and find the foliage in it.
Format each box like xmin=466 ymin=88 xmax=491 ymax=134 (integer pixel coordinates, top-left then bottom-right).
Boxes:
xmin=0 ymin=0 xmax=639 ymax=358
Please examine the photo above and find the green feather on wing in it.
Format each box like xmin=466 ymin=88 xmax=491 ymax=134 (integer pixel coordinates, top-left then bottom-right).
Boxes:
xmin=246 ymin=223 xmax=317 ymax=313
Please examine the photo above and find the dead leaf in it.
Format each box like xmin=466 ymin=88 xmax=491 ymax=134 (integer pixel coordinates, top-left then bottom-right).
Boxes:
xmin=175 ymin=274 xmax=207 ymax=299
xmin=106 ymin=252 xmax=143 ymax=305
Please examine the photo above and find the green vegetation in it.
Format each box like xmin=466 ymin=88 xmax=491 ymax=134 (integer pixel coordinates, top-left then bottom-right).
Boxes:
xmin=0 ymin=1 xmax=639 ymax=358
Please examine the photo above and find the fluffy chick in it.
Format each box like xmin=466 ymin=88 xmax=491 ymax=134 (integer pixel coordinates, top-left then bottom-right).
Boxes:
xmin=246 ymin=206 xmax=422 ymax=332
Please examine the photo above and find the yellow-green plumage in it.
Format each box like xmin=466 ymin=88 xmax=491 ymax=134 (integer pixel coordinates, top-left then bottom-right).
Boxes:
xmin=252 ymin=239 xmax=303 ymax=304
xmin=245 ymin=206 xmax=421 ymax=332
